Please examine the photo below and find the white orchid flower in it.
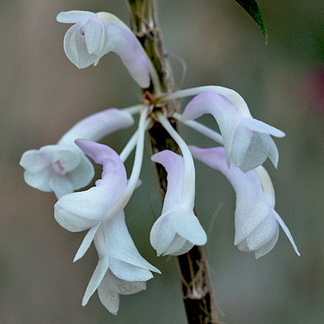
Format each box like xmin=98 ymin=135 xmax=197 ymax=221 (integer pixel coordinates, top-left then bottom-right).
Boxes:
xmin=174 ymin=90 xmax=285 ymax=172
xmin=20 ymin=108 xmax=133 ymax=198
xmin=56 ymin=10 xmax=150 ymax=88
xmin=190 ymin=145 xmax=300 ymax=258
xmin=150 ymin=150 xmax=207 ymax=256
xmin=82 ymin=213 xmax=160 ymax=315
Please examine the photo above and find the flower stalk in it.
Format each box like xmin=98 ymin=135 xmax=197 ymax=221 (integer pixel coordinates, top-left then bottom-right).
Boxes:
xmin=125 ymin=0 xmax=219 ymax=322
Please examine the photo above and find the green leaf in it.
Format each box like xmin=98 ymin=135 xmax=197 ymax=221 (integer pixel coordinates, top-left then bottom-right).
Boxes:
xmin=234 ymin=0 xmax=267 ymax=40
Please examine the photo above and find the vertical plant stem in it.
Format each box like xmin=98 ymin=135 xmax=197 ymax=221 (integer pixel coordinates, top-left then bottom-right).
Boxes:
xmin=125 ymin=1 xmax=219 ymax=323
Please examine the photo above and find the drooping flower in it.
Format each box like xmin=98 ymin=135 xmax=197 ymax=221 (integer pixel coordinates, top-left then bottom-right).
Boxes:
xmin=56 ymin=10 xmax=150 ymax=88
xmin=150 ymin=149 xmax=207 ymax=256
xmin=82 ymin=213 xmax=160 ymax=315
xmin=20 ymin=109 xmax=133 ymax=199
xmin=54 ymin=139 xmax=130 ymax=258
xmin=190 ymin=145 xmax=300 ymax=258
xmin=181 ymin=91 xmax=285 ymax=172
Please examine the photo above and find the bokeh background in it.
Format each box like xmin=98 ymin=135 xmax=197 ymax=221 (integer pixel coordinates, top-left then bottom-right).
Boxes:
xmin=1 ymin=0 xmax=323 ymax=323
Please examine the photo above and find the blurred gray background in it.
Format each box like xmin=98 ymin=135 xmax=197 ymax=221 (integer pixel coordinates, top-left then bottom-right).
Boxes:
xmin=1 ymin=0 xmax=323 ymax=323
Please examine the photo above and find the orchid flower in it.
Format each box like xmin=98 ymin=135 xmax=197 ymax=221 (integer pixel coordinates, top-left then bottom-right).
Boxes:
xmin=82 ymin=213 xmax=160 ymax=315
xmin=190 ymin=145 xmax=300 ymax=258
xmin=20 ymin=108 xmax=133 ymax=198
xmin=149 ymin=113 xmax=207 ymax=256
xmin=56 ymin=10 xmax=150 ymax=88
xmin=150 ymin=150 xmax=207 ymax=256
xmin=164 ymin=87 xmax=285 ymax=172
xmin=55 ymin=107 xmax=148 ymax=259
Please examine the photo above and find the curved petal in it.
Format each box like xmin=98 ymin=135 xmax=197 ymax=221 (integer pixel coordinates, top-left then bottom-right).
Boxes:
xmin=49 ymin=173 xmax=74 ymax=199
xmin=96 ymin=214 xmax=160 ymax=273
xmin=83 ymin=19 xmax=107 ymax=55
xmin=54 ymin=187 xmax=109 ymax=232
xmin=23 ymin=168 xmax=52 ymax=192
xmin=63 ymin=23 xmax=96 ymax=68
xmin=171 ymin=210 xmax=207 ymax=246
xmin=164 ymin=235 xmax=194 ymax=256
xmin=56 ymin=10 xmax=96 ymax=24
xmin=58 ymin=109 xmax=134 ymax=145
xmin=109 ymin=259 xmax=154 ymax=282
xmin=150 ymin=214 xmax=176 ymax=256
xmin=97 ymin=272 xmax=146 ymax=315
xmin=151 ymin=150 xmax=184 ymax=212
xmin=19 ymin=150 xmax=51 ymax=172
xmin=108 ymin=24 xmax=150 ymax=88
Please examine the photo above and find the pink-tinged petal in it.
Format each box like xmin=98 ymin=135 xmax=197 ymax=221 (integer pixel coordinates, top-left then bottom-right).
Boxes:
xmin=151 ymin=150 xmax=184 ymax=212
xmin=75 ymin=140 xmax=127 ymax=192
xmin=74 ymin=223 xmax=101 ymax=262
xmin=56 ymin=11 xmax=96 ymax=24
xmin=82 ymin=256 xmax=110 ymax=306
xmin=109 ymin=259 xmax=154 ymax=282
xmin=182 ymin=91 xmax=284 ymax=171
xmin=108 ymin=24 xmax=150 ymax=88
xmin=190 ymin=145 xmax=299 ymax=257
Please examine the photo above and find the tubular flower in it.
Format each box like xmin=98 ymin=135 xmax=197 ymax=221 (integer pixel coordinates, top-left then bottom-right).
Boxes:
xmin=82 ymin=213 xmax=160 ymax=315
xmin=56 ymin=10 xmax=150 ymax=88
xmin=20 ymin=108 xmax=133 ymax=199
xmin=190 ymin=145 xmax=300 ymax=258
xmin=181 ymin=91 xmax=285 ymax=172
xmin=150 ymin=150 xmax=207 ymax=256
xmin=54 ymin=139 xmax=130 ymax=259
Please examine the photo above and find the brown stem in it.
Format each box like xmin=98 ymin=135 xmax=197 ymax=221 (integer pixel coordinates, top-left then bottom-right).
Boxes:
xmin=125 ymin=1 xmax=219 ymax=323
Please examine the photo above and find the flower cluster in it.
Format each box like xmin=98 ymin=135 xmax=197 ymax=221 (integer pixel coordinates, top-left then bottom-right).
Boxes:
xmin=20 ymin=10 xmax=300 ymax=314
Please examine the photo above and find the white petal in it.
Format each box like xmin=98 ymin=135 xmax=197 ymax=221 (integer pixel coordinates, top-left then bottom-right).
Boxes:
xmin=56 ymin=11 xmax=96 ymax=23
xmin=150 ymin=214 xmax=176 ymax=256
xmin=19 ymin=150 xmax=51 ymax=172
xmin=63 ymin=23 xmax=96 ymax=68
xmin=74 ymin=223 xmax=100 ymax=262
xmin=273 ymin=210 xmax=300 ymax=256
xmin=97 ymin=214 xmax=160 ymax=273
xmin=172 ymin=210 xmax=207 ymax=246
xmin=82 ymin=256 xmax=110 ymax=306
xmin=151 ymin=150 xmax=184 ymax=212
xmin=109 ymin=259 xmax=154 ymax=282
xmin=244 ymin=118 xmax=285 ymax=138
xmin=54 ymin=187 xmax=109 ymax=232
xmin=58 ymin=108 xmax=134 ymax=145
xmin=23 ymin=168 xmax=52 ymax=192
xmin=49 ymin=173 xmax=74 ymax=199
xmin=97 ymin=272 xmax=146 ymax=315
